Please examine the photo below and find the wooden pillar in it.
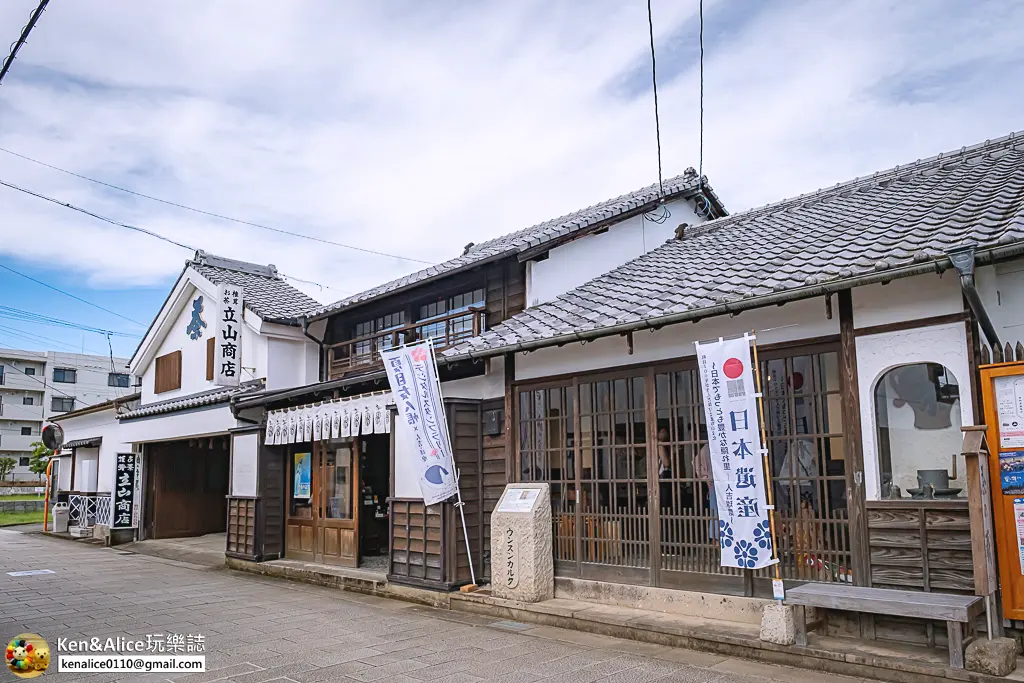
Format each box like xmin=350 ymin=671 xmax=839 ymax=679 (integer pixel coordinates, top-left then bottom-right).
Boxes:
xmin=839 ymin=290 xmax=873 ymax=636
xmin=504 ymin=352 xmax=516 ymax=484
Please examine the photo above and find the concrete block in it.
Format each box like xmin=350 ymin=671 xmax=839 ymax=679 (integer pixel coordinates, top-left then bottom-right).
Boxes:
xmin=965 ymin=637 xmax=1017 ymax=676
xmin=490 ymin=483 xmax=553 ymax=603
xmin=760 ymin=602 xmax=796 ymax=646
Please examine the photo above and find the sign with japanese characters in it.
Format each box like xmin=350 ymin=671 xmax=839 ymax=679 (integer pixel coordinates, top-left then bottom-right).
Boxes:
xmin=381 ymin=340 xmax=458 ymax=506
xmin=215 ymin=284 xmax=243 ymax=387
xmin=112 ymin=453 xmax=141 ymax=529
xmin=695 ymin=334 xmax=773 ymax=570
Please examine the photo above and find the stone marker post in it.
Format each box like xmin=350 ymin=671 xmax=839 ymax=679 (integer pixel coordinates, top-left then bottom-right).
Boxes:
xmin=490 ymin=483 xmax=553 ymax=602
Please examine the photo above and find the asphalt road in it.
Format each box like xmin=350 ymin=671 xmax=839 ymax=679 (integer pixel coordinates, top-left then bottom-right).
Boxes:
xmin=0 ymin=528 xmax=867 ymax=683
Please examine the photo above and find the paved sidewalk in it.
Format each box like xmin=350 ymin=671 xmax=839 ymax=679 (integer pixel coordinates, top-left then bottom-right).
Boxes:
xmin=0 ymin=528 xmax=870 ymax=683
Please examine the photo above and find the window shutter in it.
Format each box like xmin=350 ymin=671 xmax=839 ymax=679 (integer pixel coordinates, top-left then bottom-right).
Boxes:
xmin=207 ymin=338 xmax=215 ymax=381
xmin=155 ymin=350 xmax=182 ymax=394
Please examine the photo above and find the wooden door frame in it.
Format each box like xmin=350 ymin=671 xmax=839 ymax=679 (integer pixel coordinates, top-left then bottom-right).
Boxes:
xmin=285 ymin=446 xmax=316 ymax=562
xmin=314 ymin=440 xmax=360 ymax=567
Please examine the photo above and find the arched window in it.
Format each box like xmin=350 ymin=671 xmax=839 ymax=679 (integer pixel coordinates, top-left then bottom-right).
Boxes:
xmin=874 ymin=363 xmax=963 ymax=499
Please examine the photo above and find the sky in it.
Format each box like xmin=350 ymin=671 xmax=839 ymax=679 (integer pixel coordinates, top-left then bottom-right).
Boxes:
xmin=0 ymin=0 xmax=1022 ymax=360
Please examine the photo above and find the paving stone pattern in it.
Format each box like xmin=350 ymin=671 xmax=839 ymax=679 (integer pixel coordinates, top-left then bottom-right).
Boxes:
xmin=0 ymin=529 xmax=870 ymax=683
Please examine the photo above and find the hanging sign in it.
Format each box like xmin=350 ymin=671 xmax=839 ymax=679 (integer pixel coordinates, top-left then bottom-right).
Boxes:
xmin=112 ymin=453 xmax=142 ymax=529
xmin=695 ymin=334 xmax=773 ymax=570
xmin=381 ymin=340 xmax=458 ymax=506
xmin=215 ymin=284 xmax=243 ymax=387
xmin=266 ymin=393 xmax=392 ymax=445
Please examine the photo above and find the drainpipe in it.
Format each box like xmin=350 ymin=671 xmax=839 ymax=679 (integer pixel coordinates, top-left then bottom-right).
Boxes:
xmin=948 ymin=244 xmax=1001 ymax=348
xmin=301 ymin=317 xmax=326 ymax=383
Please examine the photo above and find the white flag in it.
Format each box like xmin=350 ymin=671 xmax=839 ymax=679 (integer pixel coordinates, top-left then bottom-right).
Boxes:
xmin=695 ymin=334 xmax=773 ymax=570
xmin=381 ymin=341 xmax=458 ymax=506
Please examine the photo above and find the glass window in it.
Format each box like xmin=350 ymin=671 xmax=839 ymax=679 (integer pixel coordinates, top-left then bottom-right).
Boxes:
xmin=289 ymin=451 xmax=313 ymax=518
xmin=21 ymin=427 xmax=31 ymax=436
xmin=875 ymin=363 xmax=963 ymax=499
xmin=352 ymin=311 xmax=405 ymax=363
xmin=24 ymin=367 xmax=35 ymax=376
xmin=108 ymin=373 xmax=131 ymax=388
xmin=18 ymin=457 xmax=29 ymax=467
xmin=323 ymin=446 xmax=353 ymax=519
xmin=51 ymin=397 xmax=75 ymax=412
xmin=23 ymin=396 xmax=34 ymax=406
xmin=53 ymin=368 xmax=77 ymax=383
xmin=417 ymin=288 xmax=485 ymax=344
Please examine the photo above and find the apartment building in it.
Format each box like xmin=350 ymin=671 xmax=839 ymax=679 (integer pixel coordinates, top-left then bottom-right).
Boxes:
xmin=0 ymin=348 xmax=132 ymax=481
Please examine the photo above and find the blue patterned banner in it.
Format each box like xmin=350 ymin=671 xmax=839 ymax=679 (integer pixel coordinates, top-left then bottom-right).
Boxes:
xmin=695 ymin=334 xmax=774 ymax=570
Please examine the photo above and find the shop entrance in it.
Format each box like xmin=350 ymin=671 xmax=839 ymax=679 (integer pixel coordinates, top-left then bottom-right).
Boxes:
xmin=284 ymin=435 xmax=392 ymax=568
xmin=144 ymin=437 xmax=229 ymax=539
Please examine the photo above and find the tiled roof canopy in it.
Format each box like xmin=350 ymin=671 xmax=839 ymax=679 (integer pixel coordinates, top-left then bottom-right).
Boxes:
xmin=118 ymin=381 xmax=264 ymax=420
xmin=307 ymin=172 xmax=721 ymax=319
xmin=446 ymin=132 xmax=1024 ymax=358
xmin=190 ymin=251 xmax=320 ymax=322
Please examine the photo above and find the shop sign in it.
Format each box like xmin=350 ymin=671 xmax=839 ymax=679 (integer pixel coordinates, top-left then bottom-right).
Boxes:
xmin=695 ymin=334 xmax=774 ymax=570
xmin=215 ymin=285 xmax=243 ymax=387
xmin=112 ymin=453 xmax=141 ymax=529
xmin=381 ymin=340 xmax=458 ymax=506
xmin=266 ymin=393 xmax=391 ymax=446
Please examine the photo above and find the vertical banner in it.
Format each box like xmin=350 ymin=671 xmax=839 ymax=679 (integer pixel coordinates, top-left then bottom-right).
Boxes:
xmin=215 ymin=284 xmax=244 ymax=387
xmin=696 ymin=334 xmax=773 ymax=569
xmin=112 ymin=453 xmax=141 ymax=529
xmin=381 ymin=341 xmax=458 ymax=506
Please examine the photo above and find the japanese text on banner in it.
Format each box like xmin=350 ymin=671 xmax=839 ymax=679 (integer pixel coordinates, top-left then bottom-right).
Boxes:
xmin=695 ymin=335 xmax=773 ymax=569
xmin=381 ymin=341 xmax=458 ymax=506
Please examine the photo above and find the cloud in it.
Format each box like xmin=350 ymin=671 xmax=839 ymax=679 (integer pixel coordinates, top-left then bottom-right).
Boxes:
xmin=0 ymin=0 xmax=1022 ymax=309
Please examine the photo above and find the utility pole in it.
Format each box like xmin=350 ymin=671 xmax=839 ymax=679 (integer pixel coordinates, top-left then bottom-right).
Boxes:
xmin=0 ymin=0 xmax=51 ymax=88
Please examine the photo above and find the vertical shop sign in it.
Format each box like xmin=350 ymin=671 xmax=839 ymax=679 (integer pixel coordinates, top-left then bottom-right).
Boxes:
xmin=215 ymin=284 xmax=243 ymax=387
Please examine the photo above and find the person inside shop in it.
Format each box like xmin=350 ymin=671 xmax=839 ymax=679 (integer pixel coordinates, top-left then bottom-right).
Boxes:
xmin=693 ymin=425 xmax=718 ymax=539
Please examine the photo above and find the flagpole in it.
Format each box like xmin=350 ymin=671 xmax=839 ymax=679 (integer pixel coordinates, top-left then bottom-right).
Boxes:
xmin=750 ymin=331 xmax=783 ymax=598
xmin=427 ymin=340 xmax=477 ymax=587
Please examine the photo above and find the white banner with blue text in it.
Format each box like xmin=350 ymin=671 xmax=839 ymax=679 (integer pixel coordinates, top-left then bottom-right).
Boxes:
xmin=695 ymin=334 xmax=773 ymax=569
xmin=381 ymin=340 xmax=458 ymax=506
xmin=215 ymin=284 xmax=243 ymax=387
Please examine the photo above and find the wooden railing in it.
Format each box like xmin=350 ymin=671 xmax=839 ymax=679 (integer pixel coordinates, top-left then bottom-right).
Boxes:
xmin=327 ymin=307 xmax=485 ymax=379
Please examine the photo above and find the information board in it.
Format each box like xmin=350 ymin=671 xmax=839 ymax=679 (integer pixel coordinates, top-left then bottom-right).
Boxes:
xmin=496 ymin=487 xmax=541 ymax=513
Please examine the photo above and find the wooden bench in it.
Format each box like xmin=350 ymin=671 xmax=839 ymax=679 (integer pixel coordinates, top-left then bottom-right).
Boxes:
xmin=786 ymin=583 xmax=984 ymax=668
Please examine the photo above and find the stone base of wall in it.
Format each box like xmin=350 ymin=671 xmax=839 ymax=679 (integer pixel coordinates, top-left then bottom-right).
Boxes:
xmin=0 ymin=500 xmax=46 ymax=514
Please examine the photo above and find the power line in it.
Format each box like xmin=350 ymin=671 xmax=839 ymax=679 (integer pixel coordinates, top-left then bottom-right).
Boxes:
xmin=1 ymin=179 xmax=346 ymax=294
xmin=0 ymin=305 xmax=140 ymax=338
xmin=0 ymin=147 xmax=434 ymax=264
xmin=0 ymin=0 xmax=49 ymax=88
xmin=0 ymin=178 xmax=196 ymax=250
xmin=646 ymin=0 xmax=664 ymax=200
xmin=0 ymin=262 xmax=146 ymax=327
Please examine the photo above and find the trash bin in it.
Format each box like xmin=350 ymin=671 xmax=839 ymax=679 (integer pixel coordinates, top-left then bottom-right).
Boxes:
xmin=52 ymin=503 xmax=69 ymax=533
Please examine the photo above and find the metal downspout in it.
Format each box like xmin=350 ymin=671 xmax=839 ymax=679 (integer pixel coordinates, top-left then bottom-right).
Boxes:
xmin=301 ymin=317 xmax=326 ymax=383
xmin=948 ymin=245 xmax=1001 ymax=348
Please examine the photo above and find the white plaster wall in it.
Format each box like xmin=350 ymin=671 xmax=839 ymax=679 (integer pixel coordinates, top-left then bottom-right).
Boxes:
xmin=443 ymin=356 xmax=505 ymax=400
xmin=231 ymin=432 xmax=259 ymax=497
xmin=517 ymin=296 xmax=838 ymax=381
xmin=118 ymin=405 xmax=239 ymax=444
xmin=73 ymin=447 xmax=99 ymax=492
xmin=266 ymin=337 xmax=319 ymax=391
xmin=55 ymin=406 xmax=133 ymax=493
xmin=855 ymin=322 xmax=973 ymax=500
xmin=139 ymin=282 xmax=268 ymax=404
xmin=527 ymin=197 xmax=706 ymax=307
xmin=56 ymin=454 xmax=72 ymax=490
xmin=851 ymin=272 xmax=963 ymax=329
xmin=976 ymin=257 xmax=1024 ymax=342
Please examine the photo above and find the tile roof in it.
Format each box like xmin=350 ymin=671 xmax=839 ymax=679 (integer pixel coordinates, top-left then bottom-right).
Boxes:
xmin=119 ymin=380 xmax=264 ymax=420
xmin=307 ymin=172 xmax=722 ymax=319
xmin=189 ymin=251 xmax=320 ymax=322
xmin=446 ymin=131 xmax=1024 ymax=358
xmin=63 ymin=437 xmax=102 ymax=449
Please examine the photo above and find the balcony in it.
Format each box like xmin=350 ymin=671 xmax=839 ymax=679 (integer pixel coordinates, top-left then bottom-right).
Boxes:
xmin=0 ymin=372 xmax=46 ymax=392
xmin=0 ymin=403 xmax=45 ymax=421
xmin=0 ymin=434 xmax=38 ymax=452
xmin=327 ymin=307 xmax=485 ymax=380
